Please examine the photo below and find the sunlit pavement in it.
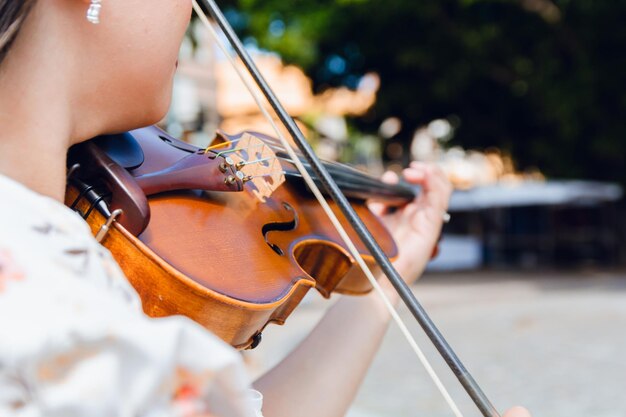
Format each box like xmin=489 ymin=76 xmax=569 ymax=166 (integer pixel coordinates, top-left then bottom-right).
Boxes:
xmin=245 ymin=270 xmax=626 ymax=417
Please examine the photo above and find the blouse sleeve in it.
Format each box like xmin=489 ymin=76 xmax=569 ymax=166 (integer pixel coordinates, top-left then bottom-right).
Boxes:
xmin=0 ymin=179 xmax=260 ymax=417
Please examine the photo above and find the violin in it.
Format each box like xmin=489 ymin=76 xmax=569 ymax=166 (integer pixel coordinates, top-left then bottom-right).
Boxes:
xmin=65 ymin=125 xmax=416 ymax=349
xmin=66 ymin=1 xmax=503 ymax=415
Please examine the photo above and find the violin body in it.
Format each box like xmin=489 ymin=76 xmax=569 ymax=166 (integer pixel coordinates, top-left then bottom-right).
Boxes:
xmin=66 ymin=126 xmax=401 ymax=349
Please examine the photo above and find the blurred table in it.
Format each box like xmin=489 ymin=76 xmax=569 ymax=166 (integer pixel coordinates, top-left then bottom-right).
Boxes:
xmin=438 ymin=180 xmax=624 ymax=269
xmin=449 ymin=180 xmax=622 ymax=210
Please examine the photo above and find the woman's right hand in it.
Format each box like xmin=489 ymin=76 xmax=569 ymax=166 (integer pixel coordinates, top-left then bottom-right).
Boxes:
xmin=504 ymin=406 xmax=532 ymax=417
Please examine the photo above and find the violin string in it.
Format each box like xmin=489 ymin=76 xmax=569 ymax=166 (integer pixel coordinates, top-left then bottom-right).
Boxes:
xmin=208 ymin=141 xmax=301 ymax=181
xmin=205 ymin=135 xmax=284 ymax=154
xmin=203 ymin=139 xmax=241 ymax=153
xmin=238 ymin=156 xmax=277 ymax=167
xmin=204 ymin=133 xmax=380 ymax=186
xmin=248 ymin=141 xmax=391 ymax=189
xmin=192 ymin=3 xmax=463 ymax=416
xmin=203 ymin=129 xmax=378 ymax=185
xmin=245 ymin=173 xmax=284 ymax=179
xmin=205 ymin=136 xmax=281 ymax=155
xmin=205 ymin=136 xmax=399 ymax=196
xmin=215 ymin=143 xmax=263 ymax=158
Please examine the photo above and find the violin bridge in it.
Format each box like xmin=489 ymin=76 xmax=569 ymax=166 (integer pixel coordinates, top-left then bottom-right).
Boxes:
xmin=228 ymin=133 xmax=285 ymax=202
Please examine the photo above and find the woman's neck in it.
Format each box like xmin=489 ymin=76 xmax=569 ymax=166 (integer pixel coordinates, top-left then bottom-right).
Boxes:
xmin=0 ymin=116 xmax=71 ymax=202
xmin=0 ymin=10 xmax=76 ymax=202
xmin=0 ymin=84 xmax=71 ymax=201
xmin=0 ymin=57 xmax=75 ymax=202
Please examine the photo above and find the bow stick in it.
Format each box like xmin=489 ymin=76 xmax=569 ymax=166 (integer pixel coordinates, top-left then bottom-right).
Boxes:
xmin=193 ymin=1 xmax=501 ymax=416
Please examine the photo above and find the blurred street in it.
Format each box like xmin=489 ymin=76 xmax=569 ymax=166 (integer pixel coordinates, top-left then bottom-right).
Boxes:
xmin=246 ymin=270 xmax=626 ymax=417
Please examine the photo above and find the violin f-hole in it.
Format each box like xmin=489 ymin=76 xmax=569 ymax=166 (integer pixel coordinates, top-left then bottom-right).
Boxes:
xmin=262 ymin=202 xmax=298 ymax=256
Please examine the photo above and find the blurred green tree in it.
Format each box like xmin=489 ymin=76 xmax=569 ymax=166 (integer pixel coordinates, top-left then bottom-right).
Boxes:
xmin=219 ymin=0 xmax=626 ymax=185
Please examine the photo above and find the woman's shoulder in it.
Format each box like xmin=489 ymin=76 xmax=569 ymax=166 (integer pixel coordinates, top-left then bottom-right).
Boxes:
xmin=0 ymin=173 xmax=90 ymax=239
xmin=0 ymin=173 xmax=140 ymax=306
xmin=0 ymin=176 xmax=258 ymax=417
xmin=0 ymin=173 xmax=97 ymax=274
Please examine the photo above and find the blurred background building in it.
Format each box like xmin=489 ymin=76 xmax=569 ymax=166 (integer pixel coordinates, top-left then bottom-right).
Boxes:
xmin=166 ymin=4 xmax=625 ymax=271
xmin=160 ymin=3 xmax=626 ymax=416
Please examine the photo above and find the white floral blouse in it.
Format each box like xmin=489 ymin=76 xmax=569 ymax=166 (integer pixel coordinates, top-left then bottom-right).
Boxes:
xmin=0 ymin=174 xmax=261 ymax=417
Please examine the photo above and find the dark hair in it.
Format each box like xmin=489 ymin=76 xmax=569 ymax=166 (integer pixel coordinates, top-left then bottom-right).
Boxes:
xmin=0 ymin=0 xmax=37 ymax=66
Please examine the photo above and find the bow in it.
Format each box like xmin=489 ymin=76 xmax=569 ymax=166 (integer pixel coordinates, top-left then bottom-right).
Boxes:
xmin=193 ymin=1 xmax=500 ymax=416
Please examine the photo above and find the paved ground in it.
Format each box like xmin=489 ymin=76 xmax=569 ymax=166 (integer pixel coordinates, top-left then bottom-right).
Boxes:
xmin=245 ymin=269 xmax=626 ymax=417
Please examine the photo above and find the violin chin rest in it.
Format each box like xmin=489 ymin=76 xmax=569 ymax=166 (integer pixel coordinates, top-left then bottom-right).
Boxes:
xmin=92 ymin=132 xmax=145 ymax=170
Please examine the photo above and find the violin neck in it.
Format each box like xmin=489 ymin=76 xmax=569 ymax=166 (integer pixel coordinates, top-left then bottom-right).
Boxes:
xmin=282 ymin=155 xmax=417 ymax=205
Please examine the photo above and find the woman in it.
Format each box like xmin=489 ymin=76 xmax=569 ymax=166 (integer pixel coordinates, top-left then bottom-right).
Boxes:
xmin=0 ymin=1 xmax=530 ymax=416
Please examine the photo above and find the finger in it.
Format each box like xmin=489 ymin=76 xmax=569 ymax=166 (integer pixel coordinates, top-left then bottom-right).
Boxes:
xmin=429 ymin=165 xmax=453 ymax=194
xmin=402 ymin=167 xmax=427 ymax=185
xmin=368 ymin=201 xmax=387 ymax=216
xmin=502 ymin=406 xmax=532 ymax=417
xmin=369 ymin=171 xmax=401 ymax=216
xmin=409 ymin=160 xmax=428 ymax=170
xmin=419 ymin=165 xmax=452 ymax=207
xmin=380 ymin=170 xmax=400 ymax=185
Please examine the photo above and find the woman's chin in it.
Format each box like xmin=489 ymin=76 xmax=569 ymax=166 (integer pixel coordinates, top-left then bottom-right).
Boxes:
xmin=130 ymin=92 xmax=173 ymax=130
xmin=102 ymin=106 xmax=170 ymax=136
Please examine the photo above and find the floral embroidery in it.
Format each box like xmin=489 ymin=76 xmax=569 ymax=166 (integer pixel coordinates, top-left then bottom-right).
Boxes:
xmin=173 ymin=367 xmax=212 ymax=417
xmin=0 ymin=371 xmax=32 ymax=411
xmin=60 ymin=247 xmax=91 ymax=273
xmin=0 ymin=249 xmax=24 ymax=292
xmin=37 ymin=348 xmax=98 ymax=382
xmin=32 ymin=222 xmax=66 ymax=236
